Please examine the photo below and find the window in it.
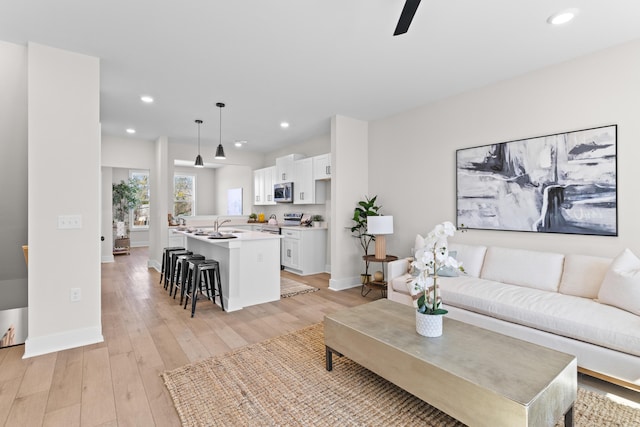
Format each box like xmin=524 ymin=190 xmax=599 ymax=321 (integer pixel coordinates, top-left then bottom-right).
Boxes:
xmin=130 ymin=170 xmax=150 ymax=229
xmin=174 ymin=174 xmax=195 ymax=217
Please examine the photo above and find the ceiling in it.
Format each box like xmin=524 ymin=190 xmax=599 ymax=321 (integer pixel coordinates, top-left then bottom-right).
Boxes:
xmin=2 ymin=1 xmax=640 ymax=154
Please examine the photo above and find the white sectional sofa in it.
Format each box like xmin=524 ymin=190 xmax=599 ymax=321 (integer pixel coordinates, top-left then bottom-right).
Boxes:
xmin=387 ymin=243 xmax=640 ymax=390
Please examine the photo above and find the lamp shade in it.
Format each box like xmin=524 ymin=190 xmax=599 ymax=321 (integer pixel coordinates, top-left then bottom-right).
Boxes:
xmin=215 ymin=143 xmax=226 ymax=159
xmin=367 ymin=216 xmax=394 ymax=235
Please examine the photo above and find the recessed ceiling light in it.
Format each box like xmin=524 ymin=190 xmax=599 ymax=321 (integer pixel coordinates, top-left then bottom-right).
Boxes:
xmin=140 ymin=95 xmax=154 ymax=103
xmin=280 ymin=122 xmax=290 ymax=129
xmin=126 ymin=128 xmax=136 ymax=134
xmin=547 ymin=9 xmax=577 ymax=25
xmin=234 ymin=140 xmax=247 ymax=148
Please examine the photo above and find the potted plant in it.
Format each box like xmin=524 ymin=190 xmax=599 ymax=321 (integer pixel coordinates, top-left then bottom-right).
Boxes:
xmin=112 ymin=179 xmax=141 ymax=254
xmin=411 ymin=221 xmax=463 ymax=337
xmin=311 ymin=214 xmax=324 ymax=227
xmin=112 ymin=179 xmax=141 ymax=226
xmin=248 ymin=213 xmax=258 ymax=223
xmin=350 ymin=195 xmax=381 ymax=283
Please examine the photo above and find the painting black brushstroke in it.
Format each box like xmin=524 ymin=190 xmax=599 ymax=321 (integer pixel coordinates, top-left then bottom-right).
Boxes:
xmin=456 ymin=125 xmax=617 ymax=236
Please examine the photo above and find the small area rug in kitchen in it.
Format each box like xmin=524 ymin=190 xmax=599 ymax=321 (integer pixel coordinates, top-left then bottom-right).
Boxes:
xmin=161 ymin=323 xmax=640 ymax=427
xmin=280 ymin=276 xmax=319 ymax=298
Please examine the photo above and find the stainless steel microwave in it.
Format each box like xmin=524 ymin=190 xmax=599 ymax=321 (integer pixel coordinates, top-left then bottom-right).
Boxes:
xmin=274 ymin=182 xmax=293 ymax=203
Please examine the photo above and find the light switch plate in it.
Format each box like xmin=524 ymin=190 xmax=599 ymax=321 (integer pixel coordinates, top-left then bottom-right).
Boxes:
xmin=58 ymin=214 xmax=82 ymax=229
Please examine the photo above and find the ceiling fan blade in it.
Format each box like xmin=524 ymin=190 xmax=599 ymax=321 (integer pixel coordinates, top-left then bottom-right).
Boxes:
xmin=393 ymin=0 xmax=422 ymax=36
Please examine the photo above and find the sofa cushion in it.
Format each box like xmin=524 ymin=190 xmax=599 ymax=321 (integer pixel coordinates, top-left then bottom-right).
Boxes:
xmin=448 ymin=243 xmax=487 ymax=278
xmin=439 ymin=276 xmax=640 ymax=357
xmin=391 ymin=273 xmax=413 ymax=295
xmin=437 ymin=251 xmax=459 ymax=277
xmin=559 ymin=254 xmax=611 ymax=299
xmin=480 ymin=246 xmax=564 ymax=292
xmin=598 ymin=249 xmax=640 ymax=316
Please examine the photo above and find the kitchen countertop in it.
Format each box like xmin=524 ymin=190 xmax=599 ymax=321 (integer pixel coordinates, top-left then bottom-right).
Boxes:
xmin=279 ymin=225 xmax=328 ymax=230
xmin=177 ymin=228 xmax=283 ymax=241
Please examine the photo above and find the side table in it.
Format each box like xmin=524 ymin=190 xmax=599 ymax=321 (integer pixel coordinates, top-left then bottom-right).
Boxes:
xmin=361 ymin=254 xmax=398 ymax=298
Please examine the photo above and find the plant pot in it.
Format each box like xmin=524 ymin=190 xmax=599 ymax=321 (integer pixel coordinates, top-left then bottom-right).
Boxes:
xmin=360 ymin=274 xmax=371 ymax=284
xmin=416 ymin=310 xmax=443 ymax=337
xmin=312 ymin=221 xmax=322 ymax=228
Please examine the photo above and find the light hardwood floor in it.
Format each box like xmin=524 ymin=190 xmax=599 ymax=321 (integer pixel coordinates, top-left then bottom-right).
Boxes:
xmin=1 ymin=247 xmax=637 ymax=426
xmin=0 ymin=247 xmax=373 ymax=426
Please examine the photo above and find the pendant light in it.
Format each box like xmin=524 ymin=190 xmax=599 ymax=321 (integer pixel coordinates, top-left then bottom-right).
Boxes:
xmin=194 ymin=119 xmax=204 ymax=167
xmin=215 ymin=102 xmax=226 ymax=160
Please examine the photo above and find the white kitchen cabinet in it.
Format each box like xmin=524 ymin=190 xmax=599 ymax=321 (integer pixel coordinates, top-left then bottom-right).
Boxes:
xmin=281 ymin=227 xmax=327 ymax=275
xmin=275 ymin=153 xmax=304 ymax=183
xmin=281 ymin=231 xmax=301 ymax=270
xmin=313 ymin=153 xmax=331 ymax=180
xmin=253 ymin=166 xmax=276 ymax=206
xmin=264 ymin=166 xmax=276 ymax=204
xmin=253 ymin=169 xmax=264 ymax=205
xmin=293 ymin=157 xmax=326 ymax=204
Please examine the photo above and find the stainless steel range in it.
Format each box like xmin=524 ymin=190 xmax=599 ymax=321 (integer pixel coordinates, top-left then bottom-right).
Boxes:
xmin=282 ymin=212 xmax=303 ymax=226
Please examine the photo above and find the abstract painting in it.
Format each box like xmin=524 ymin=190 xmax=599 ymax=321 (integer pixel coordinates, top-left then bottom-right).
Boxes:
xmin=456 ymin=125 xmax=617 ymax=236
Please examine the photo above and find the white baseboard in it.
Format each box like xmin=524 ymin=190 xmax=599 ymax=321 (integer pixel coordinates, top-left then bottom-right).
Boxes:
xmin=329 ymin=276 xmax=361 ymax=291
xmin=23 ymin=326 xmax=103 ymax=358
xmin=101 ymin=255 xmax=115 ymax=263
xmin=148 ymin=259 xmax=161 ymax=272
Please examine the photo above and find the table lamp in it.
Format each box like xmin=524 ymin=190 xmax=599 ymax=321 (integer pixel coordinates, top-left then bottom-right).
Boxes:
xmin=367 ymin=216 xmax=394 ymax=259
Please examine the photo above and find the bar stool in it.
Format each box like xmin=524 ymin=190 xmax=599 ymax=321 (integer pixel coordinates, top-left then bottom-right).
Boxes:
xmin=160 ymin=247 xmax=185 ymax=285
xmin=167 ymin=250 xmax=192 ymax=291
xmin=171 ymin=253 xmax=205 ymax=300
xmin=181 ymin=259 xmax=210 ymax=306
xmin=185 ymin=260 xmax=224 ymax=317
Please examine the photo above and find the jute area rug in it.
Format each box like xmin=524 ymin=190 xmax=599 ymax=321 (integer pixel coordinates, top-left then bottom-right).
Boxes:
xmin=280 ymin=277 xmax=319 ymax=298
xmin=161 ymin=323 xmax=640 ymax=426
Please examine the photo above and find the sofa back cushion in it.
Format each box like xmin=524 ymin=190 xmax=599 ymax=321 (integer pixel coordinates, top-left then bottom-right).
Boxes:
xmin=448 ymin=244 xmax=487 ymax=278
xmin=559 ymin=254 xmax=611 ymax=299
xmin=480 ymin=246 xmax=565 ymax=292
xmin=598 ymin=248 xmax=640 ymax=316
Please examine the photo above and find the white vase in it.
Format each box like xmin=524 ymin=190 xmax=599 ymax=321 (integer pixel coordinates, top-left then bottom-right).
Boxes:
xmin=416 ymin=310 xmax=443 ymax=337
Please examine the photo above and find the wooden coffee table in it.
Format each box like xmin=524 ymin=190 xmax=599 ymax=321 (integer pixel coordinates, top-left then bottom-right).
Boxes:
xmin=324 ymin=299 xmax=577 ymax=427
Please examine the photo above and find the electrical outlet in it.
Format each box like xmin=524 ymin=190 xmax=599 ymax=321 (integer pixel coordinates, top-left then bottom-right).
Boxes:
xmin=70 ymin=288 xmax=81 ymax=302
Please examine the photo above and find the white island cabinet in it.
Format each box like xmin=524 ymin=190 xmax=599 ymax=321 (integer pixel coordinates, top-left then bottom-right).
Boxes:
xmin=180 ymin=229 xmax=282 ymax=312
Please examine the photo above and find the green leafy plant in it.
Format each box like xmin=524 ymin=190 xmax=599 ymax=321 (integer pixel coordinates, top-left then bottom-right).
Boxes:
xmin=312 ymin=214 xmax=324 ymax=222
xmin=350 ymin=195 xmax=381 ymax=274
xmin=112 ymin=179 xmax=141 ymax=223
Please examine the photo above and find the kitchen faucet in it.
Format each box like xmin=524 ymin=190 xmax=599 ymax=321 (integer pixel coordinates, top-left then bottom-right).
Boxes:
xmin=214 ymin=217 xmax=231 ymax=232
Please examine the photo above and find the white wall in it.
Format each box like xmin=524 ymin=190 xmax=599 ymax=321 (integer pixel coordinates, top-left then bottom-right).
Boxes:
xmin=369 ymin=39 xmax=640 ymax=259
xmin=0 ymin=41 xmax=28 ymax=311
xmin=26 ymin=43 xmax=102 ymax=357
xmin=215 ymin=165 xmax=253 ymax=216
xmin=330 ymin=115 xmax=369 ymax=290
xmin=263 ymin=133 xmax=331 ymax=165
xmin=101 ymin=167 xmax=114 ymax=262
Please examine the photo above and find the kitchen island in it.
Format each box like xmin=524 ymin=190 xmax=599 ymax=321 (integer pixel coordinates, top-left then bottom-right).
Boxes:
xmin=178 ymin=228 xmax=282 ymax=312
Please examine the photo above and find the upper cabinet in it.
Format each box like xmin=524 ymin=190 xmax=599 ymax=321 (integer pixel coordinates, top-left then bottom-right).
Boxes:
xmin=253 ymin=166 xmax=276 ymax=206
xmin=255 ymin=152 xmax=330 ymax=206
xmin=313 ymin=153 xmax=331 ymax=180
xmin=293 ymin=157 xmax=326 ymax=205
xmin=275 ymin=153 xmax=304 ymax=183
